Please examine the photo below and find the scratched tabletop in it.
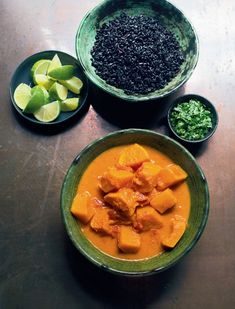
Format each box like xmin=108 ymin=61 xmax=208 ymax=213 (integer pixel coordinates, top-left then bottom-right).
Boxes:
xmin=0 ymin=0 xmax=235 ymax=308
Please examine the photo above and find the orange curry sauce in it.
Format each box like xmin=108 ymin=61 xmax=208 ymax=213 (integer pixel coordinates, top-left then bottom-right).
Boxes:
xmin=76 ymin=145 xmax=190 ymax=260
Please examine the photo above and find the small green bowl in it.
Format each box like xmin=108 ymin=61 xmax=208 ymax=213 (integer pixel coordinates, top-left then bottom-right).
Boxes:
xmin=167 ymin=94 xmax=219 ymax=144
xmin=60 ymin=129 xmax=209 ymax=276
xmin=75 ymin=0 xmax=199 ymax=102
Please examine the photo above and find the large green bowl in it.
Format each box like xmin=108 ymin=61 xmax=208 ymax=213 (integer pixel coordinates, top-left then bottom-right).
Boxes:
xmin=75 ymin=0 xmax=199 ymax=102
xmin=61 ymin=129 xmax=209 ymax=276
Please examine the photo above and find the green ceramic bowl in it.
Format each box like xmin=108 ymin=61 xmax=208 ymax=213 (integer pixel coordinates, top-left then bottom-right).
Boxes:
xmin=167 ymin=94 xmax=219 ymax=144
xmin=75 ymin=0 xmax=199 ymax=102
xmin=61 ymin=129 xmax=209 ymax=276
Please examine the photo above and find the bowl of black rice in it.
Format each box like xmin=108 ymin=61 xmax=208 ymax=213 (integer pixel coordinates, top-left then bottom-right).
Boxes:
xmin=76 ymin=0 xmax=199 ymax=102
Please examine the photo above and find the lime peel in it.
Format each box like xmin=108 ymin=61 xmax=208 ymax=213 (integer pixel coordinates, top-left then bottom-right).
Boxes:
xmin=13 ymin=83 xmax=32 ymax=110
xmin=23 ymin=87 xmax=45 ymax=114
xmin=33 ymin=74 xmax=54 ymax=90
xmin=34 ymin=101 xmax=60 ymax=122
xmin=60 ymin=97 xmax=79 ymax=112
xmin=47 ymin=54 xmax=62 ymax=73
xmin=59 ymin=76 xmax=83 ymax=94
xmin=48 ymin=65 xmax=75 ymax=80
xmin=31 ymin=59 xmax=51 ymax=78
xmin=49 ymin=82 xmax=68 ymax=101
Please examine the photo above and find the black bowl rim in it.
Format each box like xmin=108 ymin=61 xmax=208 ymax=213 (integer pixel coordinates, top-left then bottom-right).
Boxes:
xmin=167 ymin=94 xmax=219 ymax=143
xmin=9 ymin=50 xmax=89 ymax=126
xmin=60 ymin=128 xmax=210 ymax=276
xmin=75 ymin=0 xmax=199 ymax=102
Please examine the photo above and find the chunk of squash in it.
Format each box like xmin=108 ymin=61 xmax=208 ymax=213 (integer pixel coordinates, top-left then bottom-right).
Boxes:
xmin=168 ymin=164 xmax=187 ymax=179
xmin=99 ymin=166 xmax=134 ymax=193
xmin=133 ymin=161 xmax=162 ymax=193
xmin=118 ymin=144 xmax=150 ymax=169
xmin=118 ymin=225 xmax=141 ymax=253
xmin=134 ymin=206 xmax=163 ymax=232
xmin=90 ymin=207 xmax=113 ymax=236
xmin=156 ymin=164 xmax=187 ymax=190
xmin=162 ymin=215 xmax=186 ymax=248
xmin=70 ymin=191 xmax=94 ymax=224
xmin=150 ymin=188 xmax=177 ymax=214
xmin=104 ymin=188 xmax=139 ymax=217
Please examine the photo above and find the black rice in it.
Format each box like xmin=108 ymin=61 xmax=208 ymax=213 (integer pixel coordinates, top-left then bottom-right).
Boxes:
xmin=91 ymin=13 xmax=185 ymax=95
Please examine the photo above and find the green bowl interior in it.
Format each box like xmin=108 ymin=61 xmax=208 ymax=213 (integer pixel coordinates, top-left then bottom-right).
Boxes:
xmin=76 ymin=0 xmax=199 ymax=101
xmin=61 ymin=129 xmax=209 ymax=275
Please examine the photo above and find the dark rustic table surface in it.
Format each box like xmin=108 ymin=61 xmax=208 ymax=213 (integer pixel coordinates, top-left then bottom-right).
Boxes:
xmin=1 ymin=0 xmax=235 ymax=308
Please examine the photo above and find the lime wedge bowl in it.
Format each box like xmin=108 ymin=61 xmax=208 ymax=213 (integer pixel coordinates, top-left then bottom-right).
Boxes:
xmin=10 ymin=50 xmax=88 ymax=126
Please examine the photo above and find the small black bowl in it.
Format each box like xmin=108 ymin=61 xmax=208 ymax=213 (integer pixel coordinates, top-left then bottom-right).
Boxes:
xmin=167 ymin=94 xmax=218 ymax=144
xmin=10 ymin=50 xmax=89 ymax=127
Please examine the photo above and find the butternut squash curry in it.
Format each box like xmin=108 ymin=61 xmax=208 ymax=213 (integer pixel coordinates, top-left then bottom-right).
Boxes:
xmin=71 ymin=144 xmax=190 ymax=260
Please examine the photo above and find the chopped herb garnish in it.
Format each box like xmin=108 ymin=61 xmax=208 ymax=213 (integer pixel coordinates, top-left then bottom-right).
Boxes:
xmin=170 ymin=99 xmax=213 ymax=140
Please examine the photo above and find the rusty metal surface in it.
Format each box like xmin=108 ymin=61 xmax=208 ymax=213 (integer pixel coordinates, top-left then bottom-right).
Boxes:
xmin=0 ymin=0 xmax=234 ymax=308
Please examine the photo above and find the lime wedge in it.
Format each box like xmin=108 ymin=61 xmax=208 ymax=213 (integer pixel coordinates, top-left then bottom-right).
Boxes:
xmin=49 ymin=82 xmax=68 ymax=100
xmin=34 ymin=101 xmax=60 ymax=122
xmin=31 ymin=59 xmax=46 ymax=72
xmin=31 ymin=59 xmax=51 ymax=77
xmin=48 ymin=65 xmax=74 ymax=80
xmin=59 ymin=76 xmax=83 ymax=94
xmin=47 ymin=54 xmax=62 ymax=73
xmin=60 ymin=97 xmax=79 ymax=111
xmin=32 ymin=85 xmax=49 ymax=103
xmin=23 ymin=87 xmax=45 ymax=114
xmin=33 ymin=74 xmax=54 ymax=90
xmin=13 ymin=83 xmax=32 ymax=110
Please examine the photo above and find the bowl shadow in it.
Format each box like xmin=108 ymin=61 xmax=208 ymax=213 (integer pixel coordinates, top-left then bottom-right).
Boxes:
xmin=64 ymin=234 xmax=187 ymax=308
xmin=88 ymin=83 xmax=209 ymax=158
xmin=89 ymin=83 xmax=186 ymax=129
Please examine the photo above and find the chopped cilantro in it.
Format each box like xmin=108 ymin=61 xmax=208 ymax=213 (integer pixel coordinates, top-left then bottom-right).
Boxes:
xmin=170 ymin=99 xmax=213 ymax=140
